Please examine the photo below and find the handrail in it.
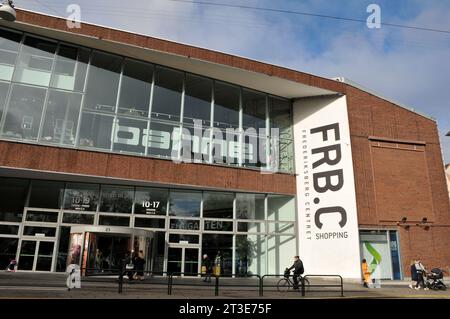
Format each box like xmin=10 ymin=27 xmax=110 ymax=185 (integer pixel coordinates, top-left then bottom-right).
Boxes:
xmin=302 ymin=275 xmax=344 ymax=297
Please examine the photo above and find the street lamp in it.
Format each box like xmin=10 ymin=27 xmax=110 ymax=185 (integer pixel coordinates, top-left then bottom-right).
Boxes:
xmin=0 ymin=0 xmax=16 ymax=22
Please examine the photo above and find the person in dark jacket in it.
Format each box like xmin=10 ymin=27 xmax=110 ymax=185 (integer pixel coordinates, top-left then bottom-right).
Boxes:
xmin=133 ymin=250 xmax=145 ymax=281
xmin=288 ymin=255 xmax=304 ymax=289
xmin=409 ymin=259 xmax=418 ymax=289
xmin=202 ymin=254 xmax=212 ymax=283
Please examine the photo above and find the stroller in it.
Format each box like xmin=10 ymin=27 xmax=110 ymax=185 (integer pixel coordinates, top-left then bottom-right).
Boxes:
xmin=425 ymin=268 xmax=447 ymax=291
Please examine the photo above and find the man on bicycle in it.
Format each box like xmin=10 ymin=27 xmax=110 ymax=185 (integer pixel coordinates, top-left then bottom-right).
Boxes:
xmin=288 ymin=255 xmax=304 ymax=289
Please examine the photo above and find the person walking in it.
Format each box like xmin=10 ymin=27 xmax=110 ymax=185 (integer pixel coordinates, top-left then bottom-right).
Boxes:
xmin=288 ymin=255 xmax=304 ymax=289
xmin=414 ymin=259 xmax=428 ymax=290
xmin=133 ymin=250 xmax=145 ymax=281
xmin=409 ymin=259 xmax=418 ymax=289
xmin=361 ymin=259 xmax=371 ymax=288
xmin=202 ymin=254 xmax=212 ymax=283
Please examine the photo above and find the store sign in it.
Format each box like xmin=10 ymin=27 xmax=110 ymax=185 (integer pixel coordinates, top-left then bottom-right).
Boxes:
xmin=70 ymin=195 xmax=91 ymax=211
xmin=170 ymin=219 xmax=200 ymax=231
xmin=204 ymin=220 xmax=233 ymax=232
xmin=141 ymin=200 xmax=161 ymax=215
xmin=293 ymin=96 xmax=361 ymax=278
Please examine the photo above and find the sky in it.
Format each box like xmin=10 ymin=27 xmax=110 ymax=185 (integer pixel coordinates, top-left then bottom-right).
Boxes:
xmin=15 ymin=0 xmax=450 ymax=163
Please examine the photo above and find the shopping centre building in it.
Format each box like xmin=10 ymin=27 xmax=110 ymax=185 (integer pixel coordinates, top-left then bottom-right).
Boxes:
xmin=0 ymin=9 xmax=449 ymax=279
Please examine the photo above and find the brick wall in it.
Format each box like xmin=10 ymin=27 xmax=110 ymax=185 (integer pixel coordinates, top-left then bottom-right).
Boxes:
xmin=346 ymin=86 xmax=450 ymax=276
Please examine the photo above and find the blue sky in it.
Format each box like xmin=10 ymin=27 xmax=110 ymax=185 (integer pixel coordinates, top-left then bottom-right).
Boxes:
xmin=16 ymin=0 xmax=450 ymax=162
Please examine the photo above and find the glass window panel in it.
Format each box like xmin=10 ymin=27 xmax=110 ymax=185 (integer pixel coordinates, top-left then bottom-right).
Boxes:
xmin=211 ymin=128 xmax=239 ymax=165
xmin=277 ymin=138 xmax=294 ymax=173
xmin=112 ymin=117 xmax=147 ymax=155
xmin=56 ymin=226 xmax=70 ymax=272
xmin=134 ymin=187 xmax=168 ymax=216
xmin=25 ymin=211 xmax=58 ymax=223
xmin=50 ymin=45 xmax=89 ymax=92
xmin=169 ymin=191 xmax=201 ymax=217
xmin=169 ymin=234 xmax=199 ymax=244
xmin=0 ymin=178 xmax=28 ymax=222
xmin=269 ymin=97 xmax=292 ymax=139
xmin=179 ymin=125 xmax=210 ymax=163
xmin=202 ymin=234 xmax=233 ymax=276
xmin=63 ymin=183 xmax=99 ymax=212
xmin=40 ymin=90 xmax=82 ymax=146
xmin=237 ymin=221 xmax=265 ymax=233
xmin=213 ymin=81 xmax=239 ymax=129
xmin=151 ymin=66 xmax=182 ymax=122
xmin=242 ymin=134 xmax=267 ymax=169
xmin=267 ymin=222 xmax=295 ymax=234
xmin=23 ymin=226 xmax=56 ymax=237
xmin=134 ymin=217 xmax=165 ymax=229
xmin=29 ymin=180 xmax=64 ymax=209
xmin=0 ymin=29 xmax=22 ymax=81
xmin=19 ymin=240 xmax=36 ymax=270
xmin=242 ymin=89 xmax=266 ymax=132
xmin=183 ymin=74 xmax=211 ymax=126
xmin=267 ymin=195 xmax=295 ymax=221
xmin=83 ymin=51 xmax=122 ymax=113
xmin=14 ymin=36 xmax=57 ymax=86
xmin=169 ymin=218 xmax=200 ymax=231
xmin=36 ymin=241 xmax=54 ymax=271
xmin=78 ymin=112 xmax=114 ymax=149
xmin=98 ymin=215 xmax=130 ymax=227
xmin=203 ymin=220 xmax=233 ymax=232
xmin=2 ymin=84 xmax=46 ymax=141
xmin=147 ymin=120 xmax=180 ymax=159
xmin=99 ymin=185 xmax=133 ymax=213
xmin=236 ymin=193 xmax=265 ymax=220
xmin=0 ymin=82 xmax=9 ymax=124
xmin=118 ymin=59 xmax=153 ymax=117
xmin=203 ymin=192 xmax=234 ymax=219
xmin=62 ymin=213 xmax=95 ymax=224
xmin=236 ymin=234 xmax=266 ymax=276
xmin=0 ymin=224 xmax=19 ymax=235
xmin=0 ymin=238 xmax=19 ymax=270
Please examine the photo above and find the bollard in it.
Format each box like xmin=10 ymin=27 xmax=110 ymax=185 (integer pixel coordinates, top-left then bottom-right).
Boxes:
xmin=215 ymin=276 xmax=219 ymax=296
xmin=301 ymin=276 xmax=306 ymax=297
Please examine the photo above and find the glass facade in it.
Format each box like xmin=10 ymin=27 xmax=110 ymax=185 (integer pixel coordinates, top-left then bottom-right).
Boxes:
xmin=0 ymin=27 xmax=294 ymax=173
xmin=0 ymin=177 xmax=295 ymax=275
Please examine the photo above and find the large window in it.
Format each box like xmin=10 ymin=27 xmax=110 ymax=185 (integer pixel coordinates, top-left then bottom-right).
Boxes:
xmin=169 ymin=191 xmax=201 ymax=217
xmin=203 ymin=192 xmax=234 ymax=219
xmin=1 ymin=84 xmax=46 ymax=141
xmin=50 ymin=44 xmax=89 ymax=92
xmin=0 ymin=238 xmax=19 ymax=270
xmin=213 ymin=81 xmax=239 ymax=129
xmin=236 ymin=193 xmax=265 ymax=220
xmin=151 ymin=66 xmax=183 ymax=122
xmin=0 ymin=29 xmax=21 ymax=81
xmin=183 ymin=74 xmax=211 ymax=126
xmin=29 ymin=180 xmax=64 ymax=209
xmin=267 ymin=195 xmax=295 ymax=221
xmin=112 ymin=117 xmax=148 ymax=155
xmin=134 ymin=187 xmax=168 ymax=216
xmin=83 ymin=51 xmax=122 ymax=113
xmin=0 ymin=81 xmax=9 ymax=123
xmin=63 ymin=183 xmax=99 ymax=212
xmin=99 ymin=185 xmax=134 ymax=214
xmin=78 ymin=112 xmax=114 ymax=149
xmin=0 ymin=178 xmax=28 ymax=222
xmin=40 ymin=90 xmax=82 ymax=146
xmin=118 ymin=59 xmax=153 ymax=117
xmin=147 ymin=120 xmax=180 ymax=159
xmin=13 ymin=36 xmax=57 ymax=87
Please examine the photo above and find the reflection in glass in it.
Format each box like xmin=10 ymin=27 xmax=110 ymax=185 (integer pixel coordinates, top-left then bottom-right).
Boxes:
xmin=202 ymin=234 xmax=233 ymax=276
xmin=63 ymin=183 xmax=99 ymax=211
xmin=267 ymin=195 xmax=295 ymax=221
xmin=269 ymin=97 xmax=291 ymax=139
xmin=56 ymin=227 xmax=70 ymax=272
xmin=0 ymin=178 xmax=28 ymax=222
xmin=78 ymin=112 xmax=114 ymax=149
xmin=40 ymin=90 xmax=82 ymax=146
xmin=29 ymin=180 xmax=64 ymax=209
xmin=213 ymin=81 xmax=239 ymax=129
xmin=0 ymin=224 xmax=19 ymax=235
xmin=242 ymin=89 xmax=266 ymax=131
xmin=0 ymin=29 xmax=21 ymax=81
xmin=14 ymin=36 xmax=57 ymax=86
xmin=84 ymin=51 xmax=122 ymax=113
xmin=151 ymin=66 xmax=182 ymax=122
xmin=99 ymin=185 xmax=133 ymax=213
xmin=50 ymin=45 xmax=89 ymax=92
xmin=147 ymin=120 xmax=180 ymax=159
xmin=169 ymin=191 xmax=201 ymax=217
xmin=134 ymin=187 xmax=168 ymax=215
xmin=236 ymin=193 xmax=265 ymax=220
xmin=236 ymin=235 xmax=266 ymax=276
xmin=0 ymin=82 xmax=10 ymax=129
xmin=112 ymin=117 xmax=147 ymax=155
xmin=183 ymin=74 xmax=211 ymax=125
xmin=203 ymin=192 xmax=234 ymax=219
xmin=23 ymin=226 xmax=56 ymax=237
xmin=19 ymin=240 xmax=36 ymax=270
xmin=36 ymin=241 xmax=54 ymax=271
xmin=98 ymin=215 xmax=130 ymax=226
xmin=2 ymin=84 xmax=46 ymax=141
xmin=62 ymin=213 xmax=95 ymax=225
xmin=25 ymin=211 xmax=58 ymax=223
xmin=134 ymin=218 xmax=165 ymax=229
xmin=118 ymin=59 xmax=153 ymax=117
xmin=0 ymin=238 xmax=19 ymax=270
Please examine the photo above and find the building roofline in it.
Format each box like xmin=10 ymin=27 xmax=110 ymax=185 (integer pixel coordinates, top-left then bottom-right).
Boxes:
xmin=333 ymin=77 xmax=436 ymax=122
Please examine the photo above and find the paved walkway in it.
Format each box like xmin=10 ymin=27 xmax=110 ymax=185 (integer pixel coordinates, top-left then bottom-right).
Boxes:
xmin=0 ymin=272 xmax=448 ymax=299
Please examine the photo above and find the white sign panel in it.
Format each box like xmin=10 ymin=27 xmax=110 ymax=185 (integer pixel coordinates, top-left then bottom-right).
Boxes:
xmin=293 ymin=95 xmax=361 ymax=278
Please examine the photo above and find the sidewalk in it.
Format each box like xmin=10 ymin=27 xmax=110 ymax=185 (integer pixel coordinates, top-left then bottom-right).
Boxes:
xmin=0 ymin=272 xmax=448 ymax=299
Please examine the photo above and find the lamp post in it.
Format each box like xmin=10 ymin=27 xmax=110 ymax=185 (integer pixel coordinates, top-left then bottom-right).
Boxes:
xmin=0 ymin=0 xmax=16 ymax=22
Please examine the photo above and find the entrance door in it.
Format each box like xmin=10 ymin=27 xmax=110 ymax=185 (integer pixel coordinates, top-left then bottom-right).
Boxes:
xmin=86 ymin=234 xmax=131 ymax=274
xmin=18 ymin=240 xmax=55 ymax=271
xmin=167 ymin=246 xmax=199 ymax=276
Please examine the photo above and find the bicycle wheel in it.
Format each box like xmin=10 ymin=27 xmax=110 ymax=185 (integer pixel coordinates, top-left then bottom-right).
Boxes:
xmin=277 ymin=278 xmax=291 ymax=292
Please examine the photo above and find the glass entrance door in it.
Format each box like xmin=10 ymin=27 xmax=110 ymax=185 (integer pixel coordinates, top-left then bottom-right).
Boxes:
xmin=167 ymin=246 xmax=199 ymax=276
xmin=18 ymin=240 xmax=55 ymax=271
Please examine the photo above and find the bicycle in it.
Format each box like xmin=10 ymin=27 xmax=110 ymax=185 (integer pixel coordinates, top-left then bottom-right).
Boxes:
xmin=276 ymin=270 xmax=310 ymax=292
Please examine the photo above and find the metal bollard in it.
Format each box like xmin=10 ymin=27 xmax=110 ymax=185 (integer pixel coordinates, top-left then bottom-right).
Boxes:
xmin=215 ymin=276 xmax=219 ymax=296
xmin=301 ymin=276 xmax=306 ymax=297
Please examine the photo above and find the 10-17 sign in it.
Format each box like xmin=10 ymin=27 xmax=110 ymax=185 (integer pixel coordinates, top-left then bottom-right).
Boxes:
xmin=141 ymin=201 xmax=161 ymax=214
